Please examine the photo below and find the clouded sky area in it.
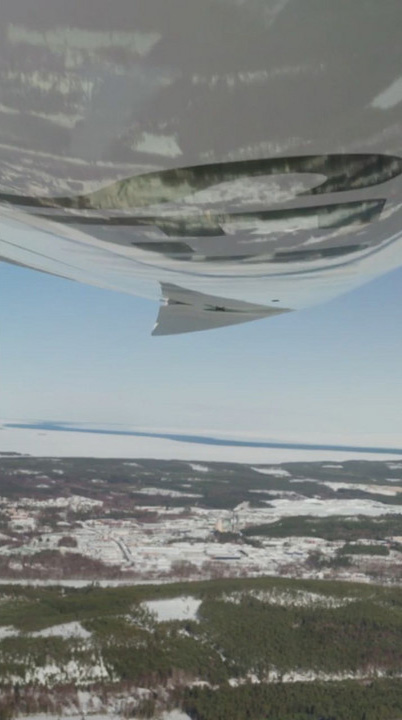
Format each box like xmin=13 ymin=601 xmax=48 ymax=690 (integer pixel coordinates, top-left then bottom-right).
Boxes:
xmin=1 ymin=260 xmax=402 ymax=448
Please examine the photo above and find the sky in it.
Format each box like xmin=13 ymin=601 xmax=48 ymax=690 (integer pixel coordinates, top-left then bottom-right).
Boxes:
xmin=1 ymin=258 xmax=402 ymax=449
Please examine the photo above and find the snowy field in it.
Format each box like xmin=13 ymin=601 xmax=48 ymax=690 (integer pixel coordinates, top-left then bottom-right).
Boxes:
xmin=16 ymin=711 xmax=190 ymax=720
xmin=142 ymin=596 xmax=201 ymax=622
xmin=29 ymin=621 xmax=92 ymax=639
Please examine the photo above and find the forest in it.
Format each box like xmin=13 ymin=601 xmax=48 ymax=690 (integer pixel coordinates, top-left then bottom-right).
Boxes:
xmin=181 ymin=680 xmax=402 ymax=720
xmin=0 ymin=575 xmax=402 ymax=719
xmin=243 ymin=513 xmax=402 ymax=542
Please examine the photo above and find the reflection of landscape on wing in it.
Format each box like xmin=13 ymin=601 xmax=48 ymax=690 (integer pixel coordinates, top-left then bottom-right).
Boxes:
xmin=2 ymin=2 xmax=402 ymax=334
xmin=1 ymin=2 xmax=402 ymax=187
xmin=1 ymin=154 xmax=401 ymax=268
xmin=9 ymin=200 xmax=387 ymax=263
xmin=3 ymin=149 xmax=402 ymax=334
xmin=2 ymin=153 xmax=401 ymax=208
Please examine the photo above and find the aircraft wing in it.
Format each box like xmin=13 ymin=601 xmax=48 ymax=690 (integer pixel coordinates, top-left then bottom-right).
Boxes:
xmin=1 ymin=1 xmax=402 ymax=334
xmin=153 ymin=283 xmax=291 ymax=335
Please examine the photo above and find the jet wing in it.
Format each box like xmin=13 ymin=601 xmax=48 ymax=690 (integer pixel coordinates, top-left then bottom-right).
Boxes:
xmin=152 ymin=283 xmax=291 ymax=336
xmin=2 ymin=2 xmax=402 ymax=336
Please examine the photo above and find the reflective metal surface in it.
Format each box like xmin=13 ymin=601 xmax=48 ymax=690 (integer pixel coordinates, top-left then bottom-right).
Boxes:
xmin=1 ymin=1 xmax=402 ymax=333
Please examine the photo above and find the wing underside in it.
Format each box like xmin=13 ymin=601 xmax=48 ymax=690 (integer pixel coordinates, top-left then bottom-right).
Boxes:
xmin=152 ymin=283 xmax=291 ymax=335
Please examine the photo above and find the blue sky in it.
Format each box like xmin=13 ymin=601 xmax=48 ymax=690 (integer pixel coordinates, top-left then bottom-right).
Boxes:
xmin=1 ymin=261 xmax=402 ymax=445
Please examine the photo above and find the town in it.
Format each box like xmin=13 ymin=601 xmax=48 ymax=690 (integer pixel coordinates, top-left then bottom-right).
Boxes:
xmin=1 ymin=455 xmax=402 ymax=585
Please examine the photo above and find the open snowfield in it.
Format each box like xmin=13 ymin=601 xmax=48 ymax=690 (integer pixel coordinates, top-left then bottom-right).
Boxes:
xmin=30 ymin=621 xmax=92 ymax=639
xmin=18 ymin=713 xmax=191 ymax=720
xmin=142 ymin=596 xmax=202 ymax=622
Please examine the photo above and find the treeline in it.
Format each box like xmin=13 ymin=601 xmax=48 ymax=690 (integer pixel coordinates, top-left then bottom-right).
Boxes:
xmin=340 ymin=544 xmax=389 ymax=556
xmin=0 ymin=550 xmax=123 ymax=581
xmin=1 ymin=573 xmax=401 ymax=631
xmin=243 ymin=514 xmax=402 ymax=541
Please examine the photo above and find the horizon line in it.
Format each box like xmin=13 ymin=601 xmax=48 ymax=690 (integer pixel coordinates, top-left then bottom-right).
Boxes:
xmin=4 ymin=421 xmax=402 ymax=457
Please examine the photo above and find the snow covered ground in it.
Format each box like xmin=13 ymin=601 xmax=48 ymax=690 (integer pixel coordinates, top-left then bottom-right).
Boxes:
xmin=29 ymin=621 xmax=92 ymax=639
xmin=0 ymin=625 xmax=18 ymax=639
xmin=317 ymin=480 xmax=402 ymax=496
xmin=6 ymin=657 xmax=110 ymax=686
xmin=223 ymin=589 xmax=355 ymax=609
xmin=18 ymin=713 xmax=191 ymax=720
xmin=135 ymin=487 xmax=202 ymax=498
xmin=142 ymin=596 xmax=201 ymax=622
xmin=267 ymin=496 xmax=402 ymax=517
xmin=0 ymin=622 xmax=91 ymax=640
xmin=252 ymin=466 xmax=291 ymax=477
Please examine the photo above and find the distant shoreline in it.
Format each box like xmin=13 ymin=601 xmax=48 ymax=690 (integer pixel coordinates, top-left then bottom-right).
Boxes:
xmin=4 ymin=421 xmax=402 ymax=456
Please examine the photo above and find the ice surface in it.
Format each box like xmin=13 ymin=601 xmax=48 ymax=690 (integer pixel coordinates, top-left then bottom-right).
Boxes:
xmin=2 ymin=423 xmax=401 ymax=462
